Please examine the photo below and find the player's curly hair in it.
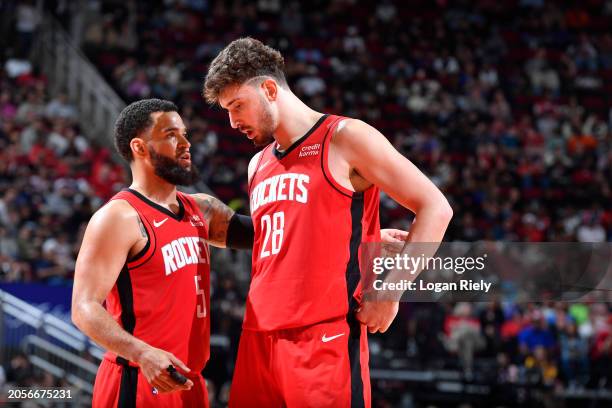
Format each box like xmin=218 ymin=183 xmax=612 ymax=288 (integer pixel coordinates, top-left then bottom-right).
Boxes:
xmin=114 ymin=98 xmax=178 ymax=162
xmin=203 ymin=37 xmax=288 ymax=104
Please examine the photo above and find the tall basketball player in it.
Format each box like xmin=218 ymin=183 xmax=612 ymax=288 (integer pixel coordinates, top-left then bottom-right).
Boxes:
xmin=72 ymin=99 xmax=254 ymax=407
xmin=204 ymin=38 xmax=453 ymax=407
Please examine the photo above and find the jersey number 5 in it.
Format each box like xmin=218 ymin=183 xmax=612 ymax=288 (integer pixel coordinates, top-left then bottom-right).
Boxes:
xmin=194 ymin=275 xmax=207 ymax=318
xmin=260 ymin=211 xmax=284 ymax=258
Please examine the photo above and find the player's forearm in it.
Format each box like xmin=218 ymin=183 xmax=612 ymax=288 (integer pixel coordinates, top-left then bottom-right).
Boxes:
xmin=407 ymin=200 xmax=453 ymax=243
xmin=72 ymin=300 xmax=149 ymax=363
xmin=374 ymin=200 xmax=452 ymax=296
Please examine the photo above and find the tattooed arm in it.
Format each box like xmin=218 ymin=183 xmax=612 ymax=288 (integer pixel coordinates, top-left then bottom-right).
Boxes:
xmin=192 ymin=193 xmax=241 ymax=248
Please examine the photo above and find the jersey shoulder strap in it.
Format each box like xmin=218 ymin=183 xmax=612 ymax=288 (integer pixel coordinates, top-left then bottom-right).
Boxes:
xmin=108 ymin=189 xmax=156 ymax=268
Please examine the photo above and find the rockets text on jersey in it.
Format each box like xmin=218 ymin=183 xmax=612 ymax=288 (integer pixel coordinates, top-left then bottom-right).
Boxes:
xmin=161 ymin=236 xmax=209 ymax=275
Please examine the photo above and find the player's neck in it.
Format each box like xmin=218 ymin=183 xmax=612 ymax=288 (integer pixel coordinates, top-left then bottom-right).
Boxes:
xmin=274 ymin=97 xmax=324 ymax=151
xmin=129 ymin=167 xmax=178 ymax=207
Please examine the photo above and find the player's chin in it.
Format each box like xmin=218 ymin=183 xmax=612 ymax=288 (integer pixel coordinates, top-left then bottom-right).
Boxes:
xmin=253 ymin=135 xmax=273 ymax=147
xmin=178 ymin=158 xmax=192 ymax=168
xmin=176 ymin=163 xmax=193 ymax=174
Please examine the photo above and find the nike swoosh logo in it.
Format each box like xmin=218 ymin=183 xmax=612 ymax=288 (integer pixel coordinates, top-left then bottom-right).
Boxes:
xmin=153 ymin=218 xmax=168 ymax=228
xmin=321 ymin=333 xmax=345 ymax=343
xmin=259 ymin=160 xmax=271 ymax=170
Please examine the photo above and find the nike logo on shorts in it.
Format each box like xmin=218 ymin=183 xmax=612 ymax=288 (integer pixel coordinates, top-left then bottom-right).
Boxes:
xmin=153 ymin=218 xmax=169 ymax=228
xmin=321 ymin=333 xmax=345 ymax=343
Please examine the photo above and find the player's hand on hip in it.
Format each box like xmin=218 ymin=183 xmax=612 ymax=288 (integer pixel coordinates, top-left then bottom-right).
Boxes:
xmin=380 ymin=228 xmax=409 ymax=243
xmin=355 ymin=301 xmax=399 ymax=334
xmin=136 ymin=346 xmax=193 ymax=393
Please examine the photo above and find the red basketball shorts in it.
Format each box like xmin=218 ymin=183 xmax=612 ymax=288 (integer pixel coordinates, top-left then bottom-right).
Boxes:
xmin=229 ymin=317 xmax=370 ymax=408
xmin=92 ymin=357 xmax=209 ymax=408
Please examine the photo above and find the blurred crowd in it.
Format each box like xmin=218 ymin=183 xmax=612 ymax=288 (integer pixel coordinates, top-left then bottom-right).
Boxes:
xmin=370 ymin=300 xmax=612 ymax=404
xmin=0 ymin=60 xmax=125 ymax=284
xmin=0 ymin=0 xmax=611 ymax=405
xmin=81 ymin=0 xmax=612 ymax=242
xmin=81 ymin=0 xmax=612 ymax=402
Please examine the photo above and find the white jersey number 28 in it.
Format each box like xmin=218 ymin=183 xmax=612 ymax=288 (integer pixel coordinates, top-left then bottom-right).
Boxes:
xmin=260 ymin=211 xmax=284 ymax=258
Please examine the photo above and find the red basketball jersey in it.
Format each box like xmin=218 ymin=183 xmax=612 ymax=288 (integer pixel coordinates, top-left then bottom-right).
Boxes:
xmin=246 ymin=114 xmax=381 ymax=331
xmin=103 ymin=189 xmax=211 ymax=371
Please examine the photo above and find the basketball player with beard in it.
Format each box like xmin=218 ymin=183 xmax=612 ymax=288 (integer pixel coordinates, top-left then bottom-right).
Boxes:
xmin=72 ymin=99 xmax=255 ymax=407
xmin=73 ymin=98 xmax=406 ymax=407
xmin=204 ymin=38 xmax=453 ymax=407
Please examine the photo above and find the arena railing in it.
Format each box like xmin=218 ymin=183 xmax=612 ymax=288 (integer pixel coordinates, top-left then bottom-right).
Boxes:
xmin=31 ymin=13 xmax=231 ymax=210
xmin=34 ymin=13 xmax=126 ymax=149
xmin=0 ymin=289 xmax=103 ymax=397
xmin=23 ymin=335 xmax=97 ymax=393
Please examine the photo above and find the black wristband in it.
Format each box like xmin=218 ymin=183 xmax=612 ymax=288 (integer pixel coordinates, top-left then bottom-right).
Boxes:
xmin=226 ymin=214 xmax=254 ymax=249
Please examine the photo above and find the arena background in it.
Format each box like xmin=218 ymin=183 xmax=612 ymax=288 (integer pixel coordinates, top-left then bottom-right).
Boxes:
xmin=0 ymin=0 xmax=611 ymax=407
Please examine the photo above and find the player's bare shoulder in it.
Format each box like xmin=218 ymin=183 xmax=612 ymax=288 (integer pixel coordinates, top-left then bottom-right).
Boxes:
xmin=89 ymin=199 xmax=138 ymax=227
xmin=248 ymin=151 xmax=264 ymax=184
xmin=332 ymin=118 xmax=371 ymax=145
xmin=332 ymin=117 xmax=391 ymax=163
xmin=329 ymin=117 xmax=375 ymax=163
xmin=84 ymin=199 xmax=146 ymax=250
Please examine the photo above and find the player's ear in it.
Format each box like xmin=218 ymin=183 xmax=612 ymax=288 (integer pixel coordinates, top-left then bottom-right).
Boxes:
xmin=261 ymin=79 xmax=278 ymax=101
xmin=130 ymin=138 xmax=147 ymax=159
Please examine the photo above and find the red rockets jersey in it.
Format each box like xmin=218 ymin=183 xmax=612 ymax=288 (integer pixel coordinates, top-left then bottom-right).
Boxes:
xmin=246 ymin=114 xmax=381 ymax=331
xmin=103 ymin=189 xmax=211 ymax=371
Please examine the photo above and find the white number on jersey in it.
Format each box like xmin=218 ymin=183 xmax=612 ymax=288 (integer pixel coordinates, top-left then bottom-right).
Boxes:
xmin=194 ymin=275 xmax=207 ymax=318
xmin=260 ymin=211 xmax=284 ymax=258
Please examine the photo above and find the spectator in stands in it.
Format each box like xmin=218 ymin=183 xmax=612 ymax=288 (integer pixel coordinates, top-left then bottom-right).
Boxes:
xmin=559 ymin=322 xmax=590 ymax=388
xmin=523 ymin=345 xmax=558 ymax=387
xmin=443 ymin=303 xmax=485 ymax=378
xmin=590 ymin=324 xmax=611 ymax=387
xmin=15 ymin=0 xmax=40 ymax=57
xmin=576 ymin=212 xmax=607 ymax=242
xmin=5 ymin=353 xmax=34 ymax=387
xmin=501 ymin=309 xmax=526 ymax=354
xmin=45 ymin=92 xmax=77 ymax=120
xmin=496 ymin=352 xmax=519 ymax=384
xmin=126 ymin=69 xmax=151 ymax=100
xmin=518 ymin=311 xmax=556 ymax=353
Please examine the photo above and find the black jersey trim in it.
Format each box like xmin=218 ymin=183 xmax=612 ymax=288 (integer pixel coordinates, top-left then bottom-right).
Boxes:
xmin=117 ymin=363 xmax=138 ymax=408
xmin=116 ymin=264 xmax=136 ymax=335
xmin=125 ymin=188 xmax=185 ymax=221
xmin=348 ymin=318 xmax=365 ymax=408
xmin=126 ymin=216 xmax=150 ymax=263
xmin=320 ymin=118 xmax=363 ymax=199
xmin=127 ymin=215 xmax=157 ymax=270
xmin=345 ymin=198 xmax=363 ymax=311
xmin=345 ymin=197 xmax=366 ymax=407
xmin=272 ymin=114 xmax=329 ymax=159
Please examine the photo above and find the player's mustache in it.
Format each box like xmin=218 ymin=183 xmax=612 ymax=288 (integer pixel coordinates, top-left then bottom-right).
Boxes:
xmin=176 ymin=150 xmax=190 ymax=159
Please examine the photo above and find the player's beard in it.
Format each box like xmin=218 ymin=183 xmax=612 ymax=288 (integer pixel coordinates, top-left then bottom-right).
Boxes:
xmin=148 ymin=147 xmax=200 ymax=186
xmin=251 ymin=97 xmax=276 ymax=148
